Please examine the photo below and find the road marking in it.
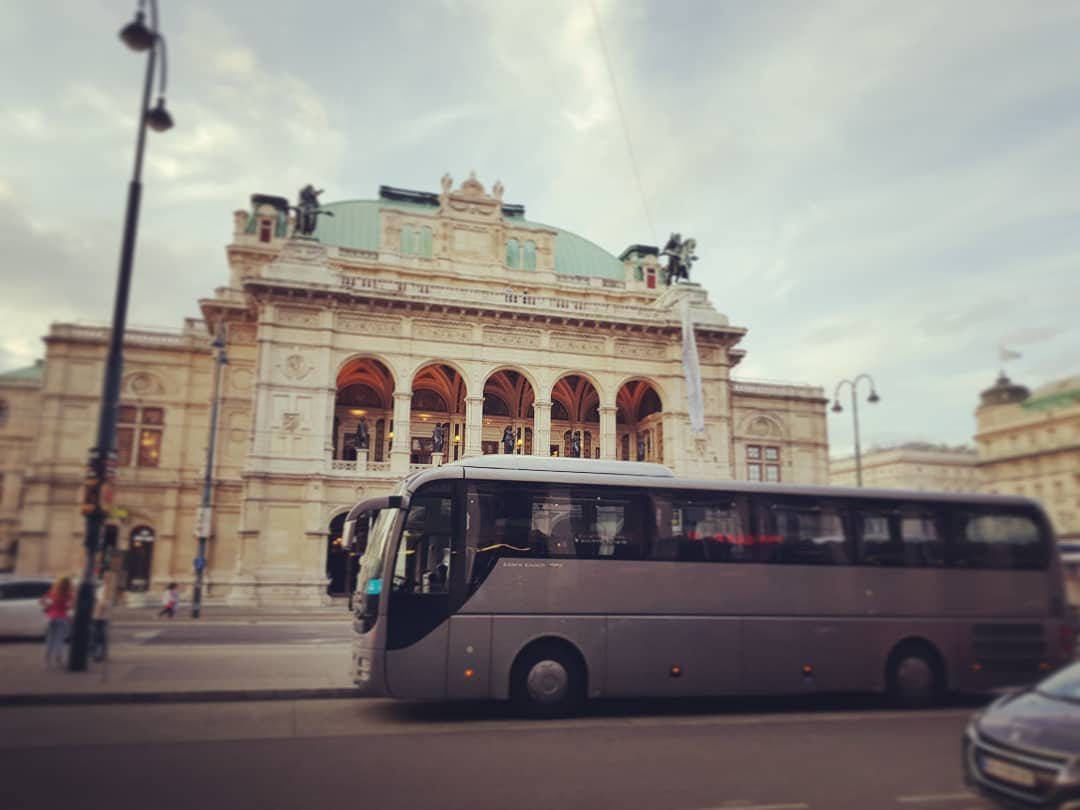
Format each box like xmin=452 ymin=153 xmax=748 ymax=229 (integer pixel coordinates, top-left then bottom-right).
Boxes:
xmin=896 ymin=793 xmax=978 ymax=804
xmin=694 ymin=803 xmax=809 ymax=810
xmin=129 ymin=630 xmax=161 ymax=641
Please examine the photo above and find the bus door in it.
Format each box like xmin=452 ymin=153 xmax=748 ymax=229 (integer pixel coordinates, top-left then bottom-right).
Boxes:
xmin=384 ymin=481 xmax=457 ymax=699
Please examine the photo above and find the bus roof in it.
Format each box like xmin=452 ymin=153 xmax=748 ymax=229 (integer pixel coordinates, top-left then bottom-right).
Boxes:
xmin=441 ymin=456 xmax=674 ymax=477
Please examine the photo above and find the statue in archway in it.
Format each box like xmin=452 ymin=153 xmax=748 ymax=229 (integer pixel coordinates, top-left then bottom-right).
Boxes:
xmin=571 ymin=432 xmax=582 ymax=458
xmin=636 ymin=434 xmax=646 ymax=461
xmin=354 ymin=418 xmax=369 ymax=450
xmin=432 ymin=422 xmax=446 ymax=453
xmin=291 ymin=184 xmax=335 ymax=237
xmin=501 ymin=425 xmax=515 ymax=454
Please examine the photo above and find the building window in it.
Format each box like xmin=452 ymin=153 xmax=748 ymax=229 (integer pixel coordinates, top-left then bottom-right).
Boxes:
xmin=505 ymin=238 xmax=520 ymax=268
xmin=419 ymin=226 xmax=433 ymax=257
xmin=117 ymin=405 xmax=164 ymax=468
xmin=646 ymin=267 xmax=656 ymax=289
xmin=522 ymin=240 xmax=536 ymax=270
xmin=0 ymin=399 xmax=7 ymax=428
xmin=258 ymin=219 xmax=273 ymax=243
xmin=747 ymin=444 xmax=780 ymax=483
xmin=400 ymin=225 xmax=416 ymax=256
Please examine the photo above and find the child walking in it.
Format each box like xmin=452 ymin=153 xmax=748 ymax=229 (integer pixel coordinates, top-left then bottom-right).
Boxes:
xmin=158 ymin=582 xmax=179 ymax=619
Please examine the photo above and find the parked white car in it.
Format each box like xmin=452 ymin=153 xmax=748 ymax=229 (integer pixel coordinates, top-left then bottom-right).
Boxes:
xmin=0 ymin=575 xmax=53 ymax=638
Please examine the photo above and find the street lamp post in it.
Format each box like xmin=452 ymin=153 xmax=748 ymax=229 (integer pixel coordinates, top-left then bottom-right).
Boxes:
xmin=69 ymin=0 xmax=173 ymax=671
xmin=191 ymin=330 xmax=227 ymax=618
xmin=831 ymin=374 xmax=881 ymax=488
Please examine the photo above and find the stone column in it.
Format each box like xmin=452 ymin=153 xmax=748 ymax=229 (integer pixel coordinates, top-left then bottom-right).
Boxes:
xmin=599 ymin=405 xmax=617 ymax=461
xmin=533 ymin=400 xmax=551 ymax=457
xmin=464 ymin=395 xmax=484 ymax=457
xmin=390 ymin=391 xmax=412 ymax=474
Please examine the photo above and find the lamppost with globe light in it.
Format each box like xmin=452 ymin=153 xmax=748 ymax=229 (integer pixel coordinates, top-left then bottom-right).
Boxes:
xmin=831 ymin=374 xmax=881 ymax=488
xmin=69 ymin=0 xmax=174 ymax=671
xmin=191 ymin=328 xmax=227 ymax=619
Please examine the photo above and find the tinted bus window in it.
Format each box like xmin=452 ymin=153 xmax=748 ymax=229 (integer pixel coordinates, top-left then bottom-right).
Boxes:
xmin=856 ymin=506 xmax=946 ymax=567
xmin=651 ymin=492 xmax=752 ymax=563
xmin=467 ymin=483 xmax=647 ymax=587
xmin=758 ymin=498 xmax=850 ymax=565
xmin=949 ymin=509 xmax=1048 ymax=570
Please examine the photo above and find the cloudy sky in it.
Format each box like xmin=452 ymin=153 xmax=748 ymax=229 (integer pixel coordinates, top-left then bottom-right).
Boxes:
xmin=2 ymin=0 xmax=1077 ymax=457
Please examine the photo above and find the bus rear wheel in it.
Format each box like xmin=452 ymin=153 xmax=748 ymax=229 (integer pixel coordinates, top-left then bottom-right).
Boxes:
xmin=511 ymin=642 xmax=585 ymax=718
xmin=886 ymin=643 xmax=944 ymax=708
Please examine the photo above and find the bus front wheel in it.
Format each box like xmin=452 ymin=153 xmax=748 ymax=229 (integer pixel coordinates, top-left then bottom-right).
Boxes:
xmin=886 ymin=642 xmax=944 ymax=708
xmin=510 ymin=641 xmax=585 ymax=718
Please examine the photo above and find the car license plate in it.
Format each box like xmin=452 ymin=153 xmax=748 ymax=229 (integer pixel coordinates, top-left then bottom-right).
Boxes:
xmin=981 ymin=755 xmax=1037 ymax=788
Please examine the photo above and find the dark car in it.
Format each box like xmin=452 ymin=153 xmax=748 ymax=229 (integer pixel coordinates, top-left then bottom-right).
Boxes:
xmin=964 ymin=661 xmax=1080 ymax=809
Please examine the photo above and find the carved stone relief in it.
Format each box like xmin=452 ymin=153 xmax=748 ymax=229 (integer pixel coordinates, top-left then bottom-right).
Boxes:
xmin=336 ymin=314 xmax=400 ymax=337
xmin=614 ymin=340 xmax=667 ymax=361
xmin=484 ymin=328 xmax=540 ymax=349
xmin=229 ymin=367 xmax=254 ymax=392
xmin=125 ymin=371 xmax=165 ymax=397
xmin=551 ymin=333 xmax=605 ymax=355
xmin=228 ymin=323 xmax=256 ymax=344
xmin=277 ymin=307 xmax=320 ymax=327
xmin=414 ymin=321 xmax=473 ymax=343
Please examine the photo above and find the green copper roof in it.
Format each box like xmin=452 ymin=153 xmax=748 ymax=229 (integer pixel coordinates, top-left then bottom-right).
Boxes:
xmin=1022 ymin=375 xmax=1080 ymax=411
xmin=0 ymin=360 xmax=44 ymax=381
xmin=306 ymin=199 xmax=626 ymax=279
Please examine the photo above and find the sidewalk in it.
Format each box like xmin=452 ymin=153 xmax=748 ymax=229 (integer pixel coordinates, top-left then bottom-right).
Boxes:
xmin=110 ymin=604 xmax=353 ymax=623
xmin=0 ymin=638 xmax=359 ymax=706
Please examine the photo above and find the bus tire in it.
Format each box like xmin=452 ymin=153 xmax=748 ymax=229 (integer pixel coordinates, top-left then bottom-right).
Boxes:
xmin=510 ymin=641 xmax=585 ymax=718
xmin=886 ymin=642 xmax=944 ymax=709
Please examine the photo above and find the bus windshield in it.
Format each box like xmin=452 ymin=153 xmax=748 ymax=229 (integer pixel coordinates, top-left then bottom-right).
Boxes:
xmin=356 ymin=508 xmax=400 ymax=599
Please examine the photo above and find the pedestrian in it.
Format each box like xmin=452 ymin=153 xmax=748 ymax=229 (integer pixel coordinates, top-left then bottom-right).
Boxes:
xmin=91 ymin=569 xmax=116 ymax=662
xmin=40 ymin=575 xmax=74 ymax=668
xmin=158 ymin=582 xmax=179 ymax=619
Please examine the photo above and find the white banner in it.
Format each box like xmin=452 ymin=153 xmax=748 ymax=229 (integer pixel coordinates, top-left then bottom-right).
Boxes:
xmin=681 ymin=298 xmax=706 ymax=433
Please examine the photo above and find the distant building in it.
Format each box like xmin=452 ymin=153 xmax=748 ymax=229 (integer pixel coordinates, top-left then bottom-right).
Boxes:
xmin=0 ymin=361 xmax=44 ymax=571
xmin=829 ymin=442 xmax=979 ymax=492
xmin=0 ymin=174 xmax=829 ymax=604
xmin=974 ymin=372 xmax=1080 ymax=543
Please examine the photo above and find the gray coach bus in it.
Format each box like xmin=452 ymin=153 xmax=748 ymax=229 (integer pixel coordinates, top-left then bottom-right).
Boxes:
xmin=347 ymin=456 xmax=1073 ymax=715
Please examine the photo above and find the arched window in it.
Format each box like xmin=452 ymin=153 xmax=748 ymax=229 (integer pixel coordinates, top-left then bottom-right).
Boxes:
xmin=505 ymin=239 xmax=520 ymax=268
xmin=522 ymin=240 xmax=536 ymax=270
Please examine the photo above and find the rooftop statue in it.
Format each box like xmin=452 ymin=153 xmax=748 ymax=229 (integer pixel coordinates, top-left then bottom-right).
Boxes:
xmin=661 ymin=233 xmax=698 ymax=285
xmin=291 ymin=184 xmax=334 ymax=237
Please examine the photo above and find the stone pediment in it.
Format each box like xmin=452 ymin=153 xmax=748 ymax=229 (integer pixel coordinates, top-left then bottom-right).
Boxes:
xmin=438 ymin=171 xmax=503 ymax=222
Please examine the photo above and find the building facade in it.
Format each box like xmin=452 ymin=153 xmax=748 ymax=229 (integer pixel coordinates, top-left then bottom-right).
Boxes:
xmin=829 ymin=442 xmax=979 ymax=492
xmin=0 ymin=361 xmax=44 ymax=571
xmin=0 ymin=174 xmax=828 ymax=603
xmin=974 ymin=372 xmax=1080 ymax=543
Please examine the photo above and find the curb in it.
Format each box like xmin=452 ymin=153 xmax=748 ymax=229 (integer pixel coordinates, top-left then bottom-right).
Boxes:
xmin=0 ymin=687 xmax=364 ymax=707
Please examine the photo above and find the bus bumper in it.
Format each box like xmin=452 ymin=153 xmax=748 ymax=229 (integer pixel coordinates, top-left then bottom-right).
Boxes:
xmin=351 ymin=637 xmax=388 ymax=695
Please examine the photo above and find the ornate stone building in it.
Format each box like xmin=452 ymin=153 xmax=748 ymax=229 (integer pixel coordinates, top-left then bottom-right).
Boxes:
xmin=975 ymin=372 xmax=1080 ymax=543
xmin=829 ymin=443 xmax=979 ymax=492
xmin=0 ymin=174 xmax=828 ymax=603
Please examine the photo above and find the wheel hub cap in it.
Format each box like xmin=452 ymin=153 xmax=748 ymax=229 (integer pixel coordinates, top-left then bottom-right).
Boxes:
xmin=526 ymin=659 xmax=568 ymax=705
xmin=897 ymin=657 xmax=931 ymax=694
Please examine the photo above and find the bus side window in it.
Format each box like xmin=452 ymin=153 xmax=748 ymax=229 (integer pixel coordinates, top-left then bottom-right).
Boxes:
xmin=949 ymin=510 xmax=1047 ymax=570
xmin=853 ymin=510 xmax=899 ymax=566
xmin=651 ymin=492 xmax=751 ymax=563
xmin=762 ymin=499 xmax=849 ymax=565
xmin=899 ymin=510 xmax=945 ymax=567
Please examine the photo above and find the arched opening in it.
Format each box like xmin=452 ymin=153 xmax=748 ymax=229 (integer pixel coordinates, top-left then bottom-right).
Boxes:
xmin=411 ymin=363 xmax=467 ymax=463
xmin=124 ymin=525 xmax=155 ymax=593
xmin=335 ymin=357 xmax=395 ymax=465
xmin=616 ymin=379 xmax=664 ymax=462
xmin=552 ymin=374 xmax=601 ymax=458
xmin=483 ymin=369 xmax=536 ymax=455
xmin=325 ymin=511 xmax=357 ymax=596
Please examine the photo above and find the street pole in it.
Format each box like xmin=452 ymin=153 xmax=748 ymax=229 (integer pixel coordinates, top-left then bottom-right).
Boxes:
xmin=70 ymin=1 xmax=173 ymax=671
xmin=191 ymin=331 xmax=227 ymax=618
xmin=831 ymin=374 xmax=881 ymax=490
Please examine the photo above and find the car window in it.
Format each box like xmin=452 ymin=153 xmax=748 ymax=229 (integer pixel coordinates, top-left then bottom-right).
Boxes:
xmin=2 ymin=582 xmax=50 ymax=600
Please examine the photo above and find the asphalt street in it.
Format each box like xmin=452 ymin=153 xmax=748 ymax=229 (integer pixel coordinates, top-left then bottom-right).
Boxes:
xmin=1 ymin=697 xmax=994 ymax=810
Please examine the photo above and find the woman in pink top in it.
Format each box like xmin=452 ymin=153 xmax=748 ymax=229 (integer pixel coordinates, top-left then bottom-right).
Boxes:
xmin=40 ymin=576 xmax=74 ymax=668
